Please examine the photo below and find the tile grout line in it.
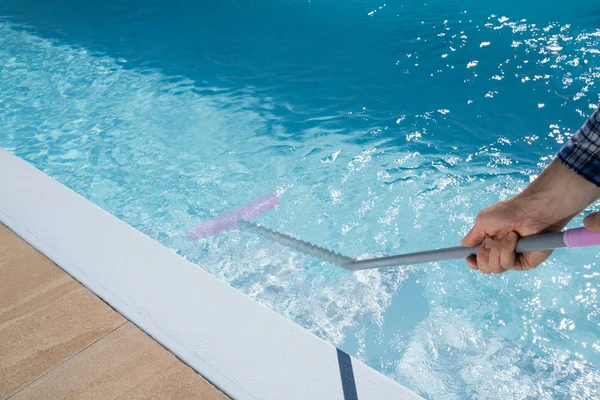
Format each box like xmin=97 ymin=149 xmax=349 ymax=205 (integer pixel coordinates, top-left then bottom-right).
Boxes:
xmin=5 ymin=320 xmax=129 ymax=400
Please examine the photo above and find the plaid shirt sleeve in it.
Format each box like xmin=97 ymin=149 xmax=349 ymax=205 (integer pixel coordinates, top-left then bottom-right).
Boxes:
xmin=557 ymin=105 xmax=600 ymax=187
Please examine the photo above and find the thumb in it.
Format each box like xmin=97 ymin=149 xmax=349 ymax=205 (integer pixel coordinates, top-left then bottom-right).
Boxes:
xmin=461 ymin=222 xmax=486 ymax=247
xmin=584 ymin=211 xmax=600 ymax=232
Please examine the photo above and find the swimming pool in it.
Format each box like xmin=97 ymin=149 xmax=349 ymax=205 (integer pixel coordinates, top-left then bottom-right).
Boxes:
xmin=1 ymin=0 xmax=599 ymax=398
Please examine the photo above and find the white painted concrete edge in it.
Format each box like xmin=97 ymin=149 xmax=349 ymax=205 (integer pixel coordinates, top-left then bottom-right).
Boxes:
xmin=0 ymin=148 xmax=422 ymax=400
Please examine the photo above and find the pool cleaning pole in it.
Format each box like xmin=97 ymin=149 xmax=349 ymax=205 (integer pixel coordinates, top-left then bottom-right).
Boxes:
xmin=186 ymin=193 xmax=600 ymax=271
xmin=343 ymin=231 xmax=570 ymax=271
xmin=238 ymin=221 xmax=600 ymax=271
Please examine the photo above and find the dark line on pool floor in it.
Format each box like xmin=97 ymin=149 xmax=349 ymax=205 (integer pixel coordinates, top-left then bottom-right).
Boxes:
xmin=336 ymin=348 xmax=358 ymax=400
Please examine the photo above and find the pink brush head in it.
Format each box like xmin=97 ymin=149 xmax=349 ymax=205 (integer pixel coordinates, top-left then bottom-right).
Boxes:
xmin=186 ymin=193 xmax=280 ymax=239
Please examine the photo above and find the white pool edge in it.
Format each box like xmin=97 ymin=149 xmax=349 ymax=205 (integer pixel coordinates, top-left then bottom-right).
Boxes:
xmin=0 ymin=148 xmax=422 ymax=400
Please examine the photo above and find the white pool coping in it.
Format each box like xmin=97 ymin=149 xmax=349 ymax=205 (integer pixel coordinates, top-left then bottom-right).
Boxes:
xmin=0 ymin=148 xmax=422 ymax=400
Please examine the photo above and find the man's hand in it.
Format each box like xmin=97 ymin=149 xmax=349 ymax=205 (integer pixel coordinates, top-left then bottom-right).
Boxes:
xmin=462 ymin=160 xmax=600 ymax=274
xmin=461 ymin=198 xmax=560 ymax=273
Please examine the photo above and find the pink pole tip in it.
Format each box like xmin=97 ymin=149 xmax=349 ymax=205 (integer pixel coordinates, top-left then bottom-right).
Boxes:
xmin=186 ymin=193 xmax=280 ymax=239
xmin=564 ymin=227 xmax=600 ymax=248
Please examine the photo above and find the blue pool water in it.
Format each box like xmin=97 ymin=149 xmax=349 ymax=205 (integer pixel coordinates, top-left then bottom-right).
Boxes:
xmin=1 ymin=0 xmax=600 ymax=397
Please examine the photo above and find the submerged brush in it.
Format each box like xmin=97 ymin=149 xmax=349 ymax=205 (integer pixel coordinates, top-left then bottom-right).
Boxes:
xmin=187 ymin=194 xmax=600 ymax=271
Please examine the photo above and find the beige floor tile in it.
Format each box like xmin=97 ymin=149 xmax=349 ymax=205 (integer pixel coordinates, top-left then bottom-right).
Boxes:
xmin=0 ymin=225 xmax=126 ymax=398
xmin=11 ymin=322 xmax=228 ymax=400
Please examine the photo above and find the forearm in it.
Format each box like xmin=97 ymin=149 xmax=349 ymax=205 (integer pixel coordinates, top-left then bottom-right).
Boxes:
xmin=511 ymin=105 xmax=600 ymax=228
xmin=514 ymin=159 xmax=600 ymax=228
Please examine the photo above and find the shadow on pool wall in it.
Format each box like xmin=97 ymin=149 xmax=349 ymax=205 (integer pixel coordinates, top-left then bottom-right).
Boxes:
xmin=1 ymin=0 xmax=598 ymax=158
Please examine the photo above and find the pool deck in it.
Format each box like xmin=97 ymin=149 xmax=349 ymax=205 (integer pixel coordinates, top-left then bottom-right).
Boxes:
xmin=0 ymin=224 xmax=228 ymax=400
